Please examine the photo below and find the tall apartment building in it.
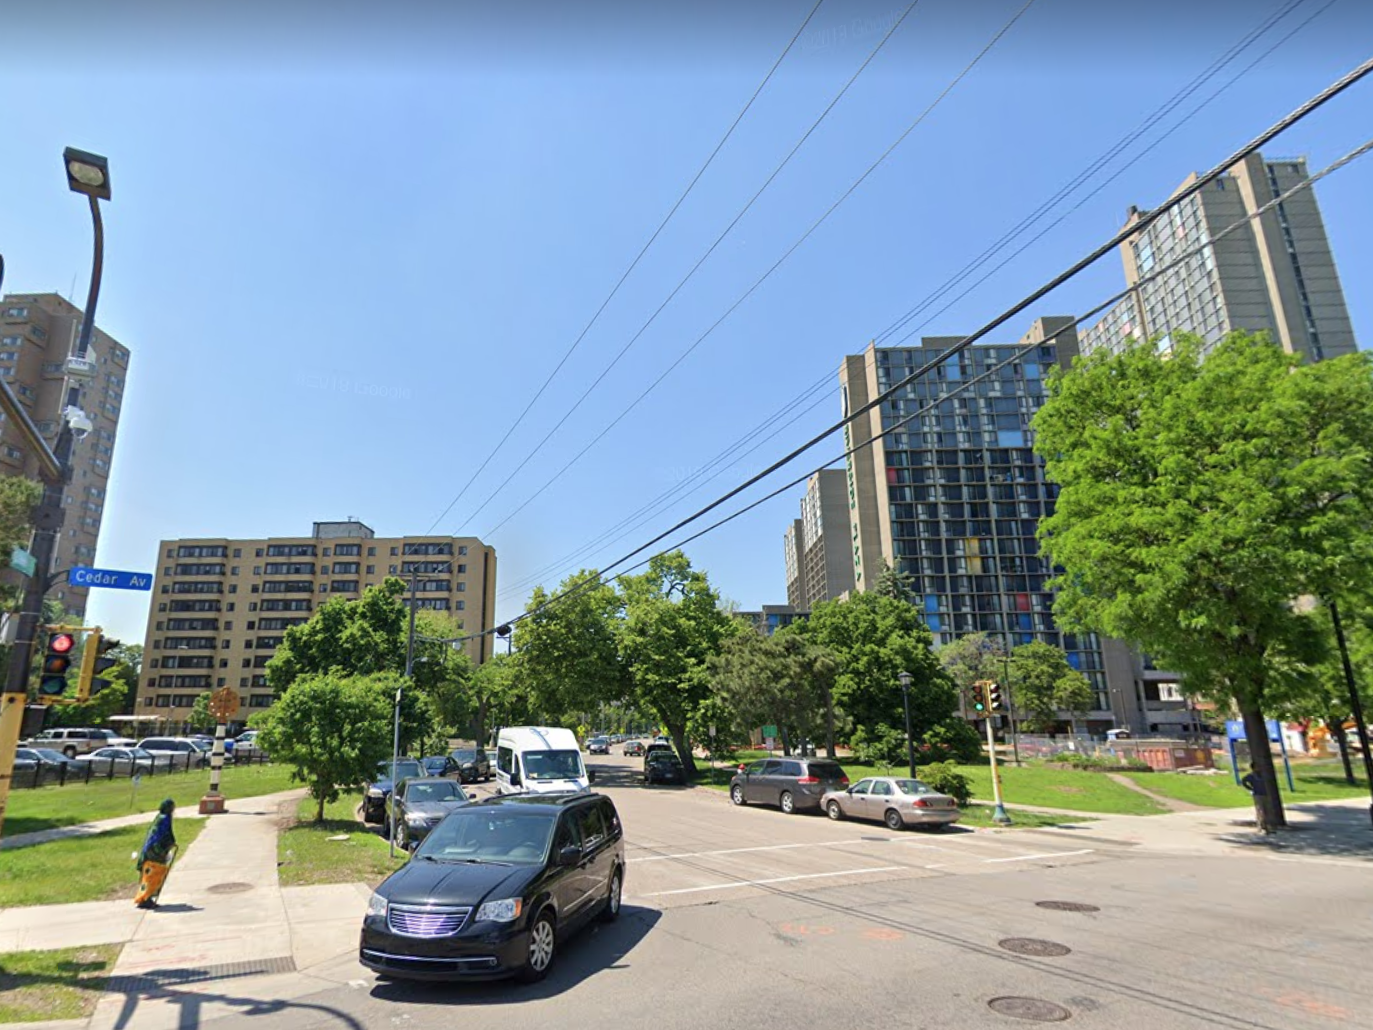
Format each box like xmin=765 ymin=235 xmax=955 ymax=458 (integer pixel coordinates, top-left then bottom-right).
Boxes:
xmin=839 ymin=318 xmax=1137 ymax=731
xmin=781 ymin=471 xmax=855 ymax=610
xmin=136 ymin=520 xmax=497 ymax=726
xmin=0 ymin=293 xmax=130 ymax=620
xmin=1081 ymin=152 xmax=1356 ymax=360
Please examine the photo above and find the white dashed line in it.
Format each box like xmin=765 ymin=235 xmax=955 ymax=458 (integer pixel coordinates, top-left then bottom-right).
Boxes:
xmin=982 ymin=849 xmax=1096 ymax=863
xmin=639 ymin=866 xmax=906 ymax=897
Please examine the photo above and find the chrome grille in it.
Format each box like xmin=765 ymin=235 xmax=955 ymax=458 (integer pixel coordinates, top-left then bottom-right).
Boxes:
xmin=387 ymin=904 xmax=471 ymax=938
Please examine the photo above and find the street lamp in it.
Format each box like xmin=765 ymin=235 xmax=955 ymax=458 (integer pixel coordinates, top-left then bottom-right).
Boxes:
xmin=496 ymin=623 xmax=513 ymax=656
xmin=898 ymin=671 xmax=916 ymax=780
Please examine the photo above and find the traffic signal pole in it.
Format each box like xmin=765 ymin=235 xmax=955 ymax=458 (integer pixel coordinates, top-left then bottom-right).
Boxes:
xmin=985 ymin=716 xmax=1013 ymax=826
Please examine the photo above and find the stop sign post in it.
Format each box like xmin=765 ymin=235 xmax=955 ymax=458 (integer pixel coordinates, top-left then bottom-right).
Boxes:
xmin=199 ymin=687 xmax=240 ymax=815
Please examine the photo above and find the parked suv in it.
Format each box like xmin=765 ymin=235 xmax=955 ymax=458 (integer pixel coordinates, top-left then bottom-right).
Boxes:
xmin=729 ymin=757 xmax=849 ymax=814
xmin=28 ymin=728 xmax=105 ymax=759
xmin=138 ymin=737 xmax=213 ymax=768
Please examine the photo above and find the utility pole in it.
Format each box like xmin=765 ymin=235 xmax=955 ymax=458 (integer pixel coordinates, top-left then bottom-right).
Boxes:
xmin=0 ymin=149 xmax=110 ymax=844
xmin=390 ymin=571 xmax=418 ymax=859
xmin=1329 ymin=599 xmax=1373 ymax=829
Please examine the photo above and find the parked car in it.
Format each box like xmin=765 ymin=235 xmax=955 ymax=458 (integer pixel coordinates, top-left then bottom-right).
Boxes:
xmin=74 ymin=747 xmax=166 ymax=775
xmin=821 ymin=776 xmax=961 ymax=831
xmin=363 ymin=758 xmax=425 ymax=824
xmin=587 ymin=736 xmax=610 ymax=755
xmin=138 ymin=737 xmax=213 ymax=768
xmin=91 ymin=728 xmax=138 ymax=748
xmin=643 ymin=741 xmax=673 ymax=760
xmin=385 ymin=776 xmax=475 ymax=850
xmin=16 ymin=747 xmax=72 ymax=770
xmin=231 ymin=730 xmax=266 ymax=760
xmin=729 ymin=757 xmax=849 ymax=814
xmin=191 ymin=734 xmax=235 ymax=755
xmin=27 ymin=728 xmax=106 ymax=759
xmin=421 ymin=755 xmax=460 ymax=778
xmin=360 ymin=792 xmax=625 ymax=983
xmin=448 ymin=748 xmax=491 ymax=783
xmin=622 ymin=740 xmax=645 ymax=757
xmin=643 ymin=750 xmax=686 ymax=785
xmin=495 ymin=727 xmax=593 ymax=797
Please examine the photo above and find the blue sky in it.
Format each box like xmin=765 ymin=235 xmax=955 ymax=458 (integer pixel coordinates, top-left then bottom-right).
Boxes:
xmin=1 ymin=0 xmax=1369 ymax=644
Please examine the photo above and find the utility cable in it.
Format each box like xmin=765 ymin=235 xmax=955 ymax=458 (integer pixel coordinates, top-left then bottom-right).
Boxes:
xmin=451 ymin=0 xmax=927 ymax=533
xmin=422 ymin=0 xmax=827 ymax=535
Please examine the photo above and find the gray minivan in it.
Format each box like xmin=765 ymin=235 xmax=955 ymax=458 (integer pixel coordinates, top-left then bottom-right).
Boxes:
xmin=729 ymin=757 xmax=849 ymax=814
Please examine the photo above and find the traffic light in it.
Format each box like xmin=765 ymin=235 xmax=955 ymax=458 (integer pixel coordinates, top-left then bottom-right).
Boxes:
xmin=971 ymin=681 xmax=989 ymax=715
xmin=987 ymin=681 xmax=1004 ymax=712
xmin=78 ymin=629 xmax=120 ymax=701
xmin=38 ymin=629 xmax=77 ymax=698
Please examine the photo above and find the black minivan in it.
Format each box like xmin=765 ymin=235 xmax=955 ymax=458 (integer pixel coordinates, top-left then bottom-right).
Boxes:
xmin=360 ymin=793 xmax=625 ymax=983
xmin=729 ymin=757 xmax=849 ymax=814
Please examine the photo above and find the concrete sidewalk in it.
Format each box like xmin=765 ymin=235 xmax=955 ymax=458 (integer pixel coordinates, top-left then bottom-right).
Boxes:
xmin=0 ymin=789 xmax=375 ymax=1030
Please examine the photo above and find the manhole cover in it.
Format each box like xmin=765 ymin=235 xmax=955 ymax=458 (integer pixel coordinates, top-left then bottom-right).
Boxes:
xmin=1000 ymin=937 xmax=1072 ymax=957
xmin=1036 ymin=900 xmax=1099 ymax=913
xmin=206 ymin=882 xmax=255 ymax=894
xmin=987 ymin=997 xmax=1072 ymax=1022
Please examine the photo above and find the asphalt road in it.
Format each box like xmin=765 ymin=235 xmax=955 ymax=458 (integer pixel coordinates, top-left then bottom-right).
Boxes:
xmin=227 ymin=753 xmax=1372 ymax=1030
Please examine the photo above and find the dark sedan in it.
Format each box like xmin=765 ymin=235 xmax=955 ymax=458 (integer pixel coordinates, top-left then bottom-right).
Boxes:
xmin=448 ymin=748 xmax=492 ymax=783
xmin=387 ymin=777 xmax=474 ymax=850
xmin=643 ymin=750 xmax=685 ymax=785
xmin=364 ymin=758 xmax=425 ymax=824
xmin=360 ymin=793 xmax=624 ymax=983
xmin=622 ymin=740 xmax=645 ymax=757
xmin=421 ymin=755 xmax=460 ymax=778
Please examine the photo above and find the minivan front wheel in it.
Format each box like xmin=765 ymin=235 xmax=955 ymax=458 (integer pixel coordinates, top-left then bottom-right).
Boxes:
xmin=601 ymin=869 xmax=622 ymax=923
xmin=519 ymin=912 xmax=557 ymax=983
xmin=779 ymin=791 xmax=795 ymax=814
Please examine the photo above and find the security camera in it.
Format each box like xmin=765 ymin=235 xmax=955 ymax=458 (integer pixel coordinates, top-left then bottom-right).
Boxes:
xmin=63 ymin=407 xmax=93 ymax=440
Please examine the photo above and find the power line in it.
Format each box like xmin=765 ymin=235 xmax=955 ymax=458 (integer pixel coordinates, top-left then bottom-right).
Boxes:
xmin=421 ymin=0 xmax=827 ymax=536
xmin=492 ymin=0 xmax=1322 ymax=597
xmin=460 ymin=61 xmax=1373 ymax=644
xmin=476 ymin=0 xmax=1040 ymax=541
xmin=451 ymin=0 xmax=928 ymax=534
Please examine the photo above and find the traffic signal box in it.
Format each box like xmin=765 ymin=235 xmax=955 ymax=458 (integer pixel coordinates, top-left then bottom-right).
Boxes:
xmin=78 ymin=629 xmax=120 ymax=701
xmin=987 ymin=681 xmax=1004 ymax=712
xmin=971 ymin=680 xmax=989 ymax=715
xmin=38 ymin=629 xmax=76 ymax=698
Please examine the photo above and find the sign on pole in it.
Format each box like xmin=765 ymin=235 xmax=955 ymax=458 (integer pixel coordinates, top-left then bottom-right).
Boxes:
xmin=9 ymin=547 xmax=35 ymax=577
xmin=68 ymin=567 xmax=154 ymax=591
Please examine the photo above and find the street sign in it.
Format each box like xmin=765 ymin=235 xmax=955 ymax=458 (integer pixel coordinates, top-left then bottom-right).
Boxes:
xmin=761 ymin=724 xmax=778 ymax=739
xmin=9 ymin=547 xmax=35 ymax=577
xmin=68 ymin=567 xmax=153 ymax=591
xmin=1225 ymin=719 xmax=1281 ymax=742
xmin=208 ymin=686 xmax=241 ymax=721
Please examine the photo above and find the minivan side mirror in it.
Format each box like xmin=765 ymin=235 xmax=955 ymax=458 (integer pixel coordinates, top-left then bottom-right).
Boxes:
xmin=557 ymin=845 xmax=582 ymax=867
xmin=588 ymin=770 xmax=596 ymax=783
xmin=510 ymin=773 xmax=521 ymax=786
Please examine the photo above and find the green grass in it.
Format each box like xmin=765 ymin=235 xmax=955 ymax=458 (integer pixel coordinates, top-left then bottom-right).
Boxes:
xmin=0 ymin=820 xmax=207 ymax=908
xmin=0 ymin=945 xmax=121 ymax=1024
xmin=3 ymin=763 xmax=300 ymax=836
xmin=1120 ymin=765 xmax=1370 ymax=809
xmin=698 ymin=760 xmax=1164 ymax=815
xmin=277 ymin=792 xmax=407 ymax=888
xmin=959 ymin=806 xmax=1092 ymax=829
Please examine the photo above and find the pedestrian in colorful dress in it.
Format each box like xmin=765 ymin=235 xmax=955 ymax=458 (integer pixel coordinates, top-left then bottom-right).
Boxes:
xmin=134 ymin=798 xmax=177 ymax=909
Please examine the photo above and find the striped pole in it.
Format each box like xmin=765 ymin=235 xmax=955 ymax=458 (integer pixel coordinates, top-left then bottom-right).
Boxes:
xmin=209 ymin=721 xmax=226 ymax=795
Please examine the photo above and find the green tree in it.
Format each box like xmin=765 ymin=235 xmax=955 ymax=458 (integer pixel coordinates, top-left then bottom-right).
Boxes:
xmin=617 ymin=552 xmax=734 ymax=777
xmin=266 ymin=578 xmax=409 ymax=695
xmin=1007 ymin=641 xmax=1095 ymax=733
xmin=256 ymin=671 xmax=396 ymax=821
xmin=793 ymin=592 xmax=955 ymax=743
xmin=513 ymin=570 xmax=626 ymax=724
xmin=0 ymin=475 xmax=41 ymax=611
xmin=188 ymin=691 xmax=216 ymax=732
xmin=410 ymin=609 xmax=473 ymax=738
xmin=469 ymin=653 xmax=517 ymax=747
xmin=710 ymin=628 xmax=839 ymax=756
xmin=938 ymin=632 xmax=1007 ymax=718
xmin=1034 ymin=332 xmax=1373 ymax=829
xmin=872 ymin=559 xmax=917 ymax=605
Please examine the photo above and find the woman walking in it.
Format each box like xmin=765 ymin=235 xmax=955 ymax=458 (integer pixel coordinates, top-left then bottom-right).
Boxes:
xmin=134 ymin=798 xmax=177 ymax=909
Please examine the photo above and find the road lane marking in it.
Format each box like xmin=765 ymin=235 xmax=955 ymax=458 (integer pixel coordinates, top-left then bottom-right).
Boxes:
xmin=638 ymin=866 xmax=905 ymax=896
xmin=628 ymin=838 xmax=884 ymax=863
xmin=982 ymin=849 xmax=1095 ymax=863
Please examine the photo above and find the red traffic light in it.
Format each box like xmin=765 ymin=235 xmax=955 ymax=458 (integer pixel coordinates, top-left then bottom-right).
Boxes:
xmin=49 ymin=632 xmax=75 ymax=653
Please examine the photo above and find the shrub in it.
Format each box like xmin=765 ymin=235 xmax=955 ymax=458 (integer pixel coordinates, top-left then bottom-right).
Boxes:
xmin=919 ymin=720 xmax=983 ymax=764
xmin=917 ymin=760 xmax=973 ymax=806
xmin=849 ymin=724 xmax=907 ymax=770
xmin=1047 ymin=752 xmax=1151 ymax=772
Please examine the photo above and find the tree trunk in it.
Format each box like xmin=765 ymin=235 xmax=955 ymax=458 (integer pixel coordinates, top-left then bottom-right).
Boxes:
xmin=779 ymin=724 xmax=792 ymax=757
xmin=1238 ymin=696 xmax=1286 ymax=830
xmin=824 ymin=686 xmax=837 ymax=759
xmin=474 ymin=697 xmax=487 ymax=750
xmin=1329 ymin=711 xmax=1356 ymax=786
xmin=668 ymin=723 xmax=695 ymax=782
xmin=316 ymin=793 xmax=326 ymax=823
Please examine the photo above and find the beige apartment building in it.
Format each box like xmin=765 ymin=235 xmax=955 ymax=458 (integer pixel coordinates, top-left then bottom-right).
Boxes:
xmin=1081 ymin=152 xmax=1357 ymax=360
xmin=0 ymin=293 xmax=130 ymax=619
xmin=136 ymin=520 xmax=497 ymax=725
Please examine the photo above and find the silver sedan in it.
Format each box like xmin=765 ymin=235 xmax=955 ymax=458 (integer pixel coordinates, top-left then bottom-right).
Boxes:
xmin=821 ymin=776 xmax=961 ymax=831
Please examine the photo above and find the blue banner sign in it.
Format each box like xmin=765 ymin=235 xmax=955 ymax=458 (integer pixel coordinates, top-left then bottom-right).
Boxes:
xmin=68 ymin=567 xmax=154 ymax=591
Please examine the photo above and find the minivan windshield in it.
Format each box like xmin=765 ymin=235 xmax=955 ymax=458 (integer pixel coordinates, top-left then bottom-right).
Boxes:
xmin=521 ymin=750 xmax=583 ymax=781
xmin=416 ymin=809 xmax=556 ymax=865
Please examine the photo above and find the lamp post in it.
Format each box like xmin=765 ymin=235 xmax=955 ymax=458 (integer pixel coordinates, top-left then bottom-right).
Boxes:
xmin=496 ymin=623 xmax=513 ymax=656
xmin=389 ymin=572 xmax=419 ymax=859
xmin=0 ymin=150 xmax=109 ymax=844
xmin=898 ymin=671 xmax=916 ymax=780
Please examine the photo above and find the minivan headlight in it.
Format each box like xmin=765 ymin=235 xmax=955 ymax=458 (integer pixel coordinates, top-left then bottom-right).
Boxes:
xmin=366 ymin=892 xmax=388 ymax=918
xmin=475 ymin=898 xmax=523 ymax=923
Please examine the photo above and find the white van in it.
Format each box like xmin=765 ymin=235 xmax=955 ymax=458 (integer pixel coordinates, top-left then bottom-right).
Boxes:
xmin=495 ymin=726 xmax=593 ymax=796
